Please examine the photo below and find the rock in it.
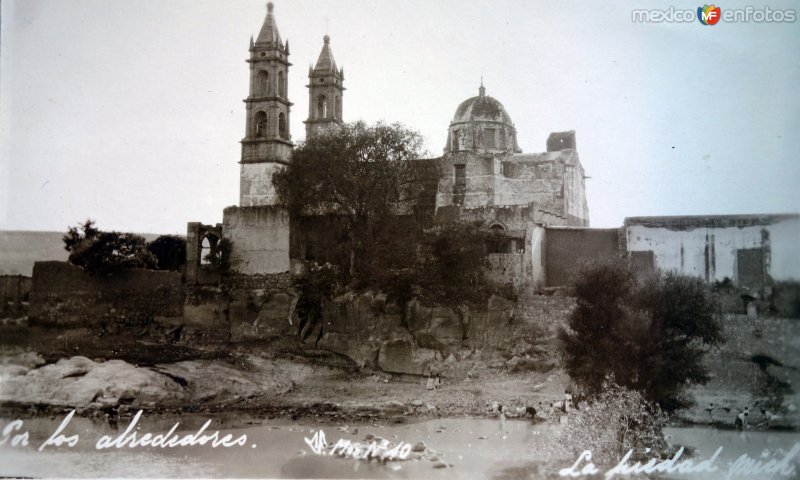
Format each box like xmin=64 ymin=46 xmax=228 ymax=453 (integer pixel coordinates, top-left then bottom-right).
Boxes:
xmin=506 ymin=356 xmax=522 ymax=371
xmin=0 ymin=357 xmax=176 ymax=407
xmin=412 ymin=441 xmax=426 ymax=452
xmin=0 ymin=355 xmax=295 ymax=410
xmin=377 ymin=337 xmax=437 ymax=375
xmin=118 ymin=389 xmax=135 ymax=404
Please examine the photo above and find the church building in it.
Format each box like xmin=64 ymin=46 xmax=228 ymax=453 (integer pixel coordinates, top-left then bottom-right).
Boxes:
xmin=186 ymin=2 xmax=799 ymax=292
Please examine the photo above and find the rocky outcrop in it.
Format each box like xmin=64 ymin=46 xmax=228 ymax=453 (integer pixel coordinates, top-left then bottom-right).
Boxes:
xmin=315 ymin=291 xmax=572 ymax=377
xmin=187 ymin=275 xmax=575 ymax=378
xmin=0 ymin=355 xmax=293 ymax=409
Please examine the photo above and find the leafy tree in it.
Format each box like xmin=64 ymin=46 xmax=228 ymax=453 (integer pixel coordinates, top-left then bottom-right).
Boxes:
xmin=273 ymin=121 xmax=437 ymax=280
xmin=63 ymin=221 xmax=156 ymax=275
xmin=63 ymin=219 xmax=100 ymax=252
xmin=147 ymin=235 xmax=187 ymax=271
xmin=419 ymin=223 xmax=493 ymax=306
xmin=559 ymin=261 xmax=723 ymax=412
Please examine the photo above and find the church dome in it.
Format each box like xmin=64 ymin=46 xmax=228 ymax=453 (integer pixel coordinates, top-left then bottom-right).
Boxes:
xmin=444 ymin=83 xmax=521 ymax=155
xmin=452 ymin=93 xmax=513 ymax=125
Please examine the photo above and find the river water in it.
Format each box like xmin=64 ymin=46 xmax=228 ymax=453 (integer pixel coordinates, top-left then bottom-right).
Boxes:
xmin=0 ymin=412 xmax=798 ymax=478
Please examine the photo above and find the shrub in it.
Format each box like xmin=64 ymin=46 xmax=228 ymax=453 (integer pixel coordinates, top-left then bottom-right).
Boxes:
xmin=769 ymin=281 xmax=800 ymax=319
xmin=558 ymin=384 xmax=668 ymax=467
xmin=147 ymin=235 xmax=186 ymax=271
xmin=560 ymin=261 xmax=723 ymax=412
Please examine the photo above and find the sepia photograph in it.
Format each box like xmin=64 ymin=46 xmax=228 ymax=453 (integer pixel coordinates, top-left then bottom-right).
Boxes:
xmin=1 ymin=0 xmax=799 ymax=478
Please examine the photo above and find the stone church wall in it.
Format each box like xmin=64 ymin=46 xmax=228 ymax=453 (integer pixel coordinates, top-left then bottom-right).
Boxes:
xmin=239 ymin=162 xmax=286 ymax=207
xmin=223 ymin=205 xmax=291 ymax=275
xmin=435 ymin=152 xmax=494 ymax=208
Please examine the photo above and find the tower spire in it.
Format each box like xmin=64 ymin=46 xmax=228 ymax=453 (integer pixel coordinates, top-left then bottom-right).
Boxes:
xmin=256 ymin=1 xmax=282 ymax=46
xmin=314 ymin=34 xmax=336 ymax=72
xmin=239 ymin=1 xmax=293 ymax=207
xmin=305 ymin=34 xmax=345 ymax=138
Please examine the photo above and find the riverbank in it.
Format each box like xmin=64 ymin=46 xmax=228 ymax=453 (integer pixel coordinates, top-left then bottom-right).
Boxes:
xmin=2 ymin=318 xmax=798 ymax=431
xmin=0 ymin=342 xmax=572 ymax=424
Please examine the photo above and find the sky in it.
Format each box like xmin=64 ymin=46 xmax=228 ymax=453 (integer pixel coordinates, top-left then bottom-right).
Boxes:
xmin=1 ymin=0 xmax=799 ymax=234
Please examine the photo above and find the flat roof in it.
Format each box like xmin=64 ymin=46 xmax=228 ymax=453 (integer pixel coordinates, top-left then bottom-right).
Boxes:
xmin=624 ymin=213 xmax=799 ymax=230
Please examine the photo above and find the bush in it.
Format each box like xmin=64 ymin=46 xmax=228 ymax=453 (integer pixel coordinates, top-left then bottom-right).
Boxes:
xmin=560 ymin=261 xmax=723 ymax=412
xmin=63 ymin=220 xmax=157 ymax=275
xmin=769 ymin=281 xmax=800 ymax=319
xmin=147 ymin=235 xmax=186 ymax=271
xmin=558 ymin=384 xmax=667 ymax=467
xmin=68 ymin=231 xmax=157 ymax=275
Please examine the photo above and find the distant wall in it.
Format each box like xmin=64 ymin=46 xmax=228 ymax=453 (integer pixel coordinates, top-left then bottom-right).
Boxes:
xmin=1 ymin=275 xmax=31 ymax=314
xmin=29 ymin=261 xmax=183 ymax=327
xmin=625 ymin=215 xmax=800 ymax=287
xmin=223 ymin=206 xmax=290 ymax=275
xmin=545 ymin=227 xmax=621 ymax=287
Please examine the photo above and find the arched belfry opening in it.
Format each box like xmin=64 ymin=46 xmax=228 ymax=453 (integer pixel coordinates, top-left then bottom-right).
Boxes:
xmin=254 ymin=111 xmax=268 ymax=137
xmin=257 ymin=70 xmax=270 ymax=97
xmin=317 ymin=95 xmax=327 ymax=119
xmin=279 ymin=113 xmax=287 ymax=138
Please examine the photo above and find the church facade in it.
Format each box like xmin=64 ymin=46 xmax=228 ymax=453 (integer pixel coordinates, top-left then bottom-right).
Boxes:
xmin=186 ymin=3 xmax=799 ymax=292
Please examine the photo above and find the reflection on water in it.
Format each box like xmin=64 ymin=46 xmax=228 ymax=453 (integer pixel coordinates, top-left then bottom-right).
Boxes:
xmin=663 ymin=427 xmax=800 ymax=480
xmin=0 ymin=413 xmax=798 ymax=479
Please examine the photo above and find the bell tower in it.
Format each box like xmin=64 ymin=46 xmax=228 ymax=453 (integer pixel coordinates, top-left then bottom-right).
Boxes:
xmin=304 ymin=35 xmax=345 ymax=138
xmin=240 ymin=2 xmax=293 ymax=207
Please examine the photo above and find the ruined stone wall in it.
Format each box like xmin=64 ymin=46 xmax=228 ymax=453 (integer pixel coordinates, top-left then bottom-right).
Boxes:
xmin=486 ymin=253 xmax=526 ymax=288
xmin=432 ymin=148 xmax=589 ymax=228
xmin=224 ymin=272 xmax=295 ymax=342
xmin=493 ymin=153 xmax=566 ymax=213
xmin=624 ymin=215 xmax=800 ymax=286
xmin=435 ymin=152 xmax=494 ymax=208
xmin=223 ymin=205 xmax=290 ymax=275
xmin=562 ymin=153 xmax=589 ymax=227
xmin=453 ymin=203 xmax=537 ymax=231
xmin=1 ymin=275 xmax=31 ymax=314
xmin=545 ymin=227 xmax=621 ymax=287
xmin=28 ymin=261 xmax=184 ymax=327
